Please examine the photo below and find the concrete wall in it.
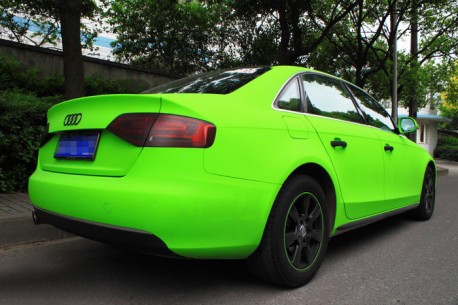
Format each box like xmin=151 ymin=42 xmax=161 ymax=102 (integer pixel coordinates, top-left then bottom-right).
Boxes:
xmin=0 ymin=39 xmax=178 ymax=90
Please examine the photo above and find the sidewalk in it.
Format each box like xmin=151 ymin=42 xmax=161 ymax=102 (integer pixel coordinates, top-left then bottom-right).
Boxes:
xmin=0 ymin=193 xmax=72 ymax=247
xmin=0 ymin=160 xmax=455 ymax=247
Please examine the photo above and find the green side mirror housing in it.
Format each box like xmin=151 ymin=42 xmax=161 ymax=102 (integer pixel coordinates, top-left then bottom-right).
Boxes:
xmin=398 ymin=117 xmax=418 ymax=134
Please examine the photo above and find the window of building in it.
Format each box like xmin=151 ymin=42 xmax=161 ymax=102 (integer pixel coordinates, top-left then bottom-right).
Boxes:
xmin=418 ymin=124 xmax=427 ymax=144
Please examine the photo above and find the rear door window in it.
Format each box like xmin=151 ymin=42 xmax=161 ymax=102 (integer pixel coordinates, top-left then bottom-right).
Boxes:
xmin=302 ymin=74 xmax=366 ymax=124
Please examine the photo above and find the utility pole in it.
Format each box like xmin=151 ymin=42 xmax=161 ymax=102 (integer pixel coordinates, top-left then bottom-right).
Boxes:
xmin=409 ymin=0 xmax=419 ymax=141
xmin=391 ymin=0 xmax=398 ymax=123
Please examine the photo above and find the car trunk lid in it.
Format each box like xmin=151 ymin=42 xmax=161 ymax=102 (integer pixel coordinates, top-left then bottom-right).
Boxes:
xmin=39 ymin=94 xmax=162 ymax=176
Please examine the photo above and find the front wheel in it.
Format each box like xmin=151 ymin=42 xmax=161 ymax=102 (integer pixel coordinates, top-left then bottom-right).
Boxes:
xmin=248 ymin=175 xmax=329 ymax=287
xmin=410 ymin=166 xmax=436 ymax=221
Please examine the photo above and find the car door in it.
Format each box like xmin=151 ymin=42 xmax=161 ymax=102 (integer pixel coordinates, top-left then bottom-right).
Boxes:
xmin=301 ymin=73 xmax=385 ymax=220
xmin=347 ymin=84 xmax=426 ymax=208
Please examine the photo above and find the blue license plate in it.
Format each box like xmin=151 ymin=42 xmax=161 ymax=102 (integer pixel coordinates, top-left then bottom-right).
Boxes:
xmin=54 ymin=132 xmax=100 ymax=160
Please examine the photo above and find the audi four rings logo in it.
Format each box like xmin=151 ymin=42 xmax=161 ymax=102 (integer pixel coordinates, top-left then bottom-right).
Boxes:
xmin=64 ymin=113 xmax=82 ymax=126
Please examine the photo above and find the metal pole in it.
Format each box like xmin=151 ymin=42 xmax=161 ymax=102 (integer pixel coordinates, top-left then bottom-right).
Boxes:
xmin=391 ymin=0 xmax=398 ymax=123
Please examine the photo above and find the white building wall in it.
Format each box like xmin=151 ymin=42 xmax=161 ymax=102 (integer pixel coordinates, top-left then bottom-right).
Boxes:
xmin=416 ymin=119 xmax=438 ymax=156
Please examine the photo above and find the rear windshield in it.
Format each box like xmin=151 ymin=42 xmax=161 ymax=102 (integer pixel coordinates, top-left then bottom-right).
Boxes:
xmin=143 ymin=67 xmax=270 ymax=94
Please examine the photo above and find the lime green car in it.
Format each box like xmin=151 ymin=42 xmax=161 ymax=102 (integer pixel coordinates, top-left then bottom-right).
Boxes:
xmin=29 ymin=66 xmax=435 ymax=287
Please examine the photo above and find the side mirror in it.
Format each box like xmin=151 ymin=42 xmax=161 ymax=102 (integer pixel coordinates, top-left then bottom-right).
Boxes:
xmin=398 ymin=117 xmax=418 ymax=134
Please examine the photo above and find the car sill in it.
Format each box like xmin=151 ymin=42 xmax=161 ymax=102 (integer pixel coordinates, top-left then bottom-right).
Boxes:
xmin=333 ymin=203 xmax=420 ymax=236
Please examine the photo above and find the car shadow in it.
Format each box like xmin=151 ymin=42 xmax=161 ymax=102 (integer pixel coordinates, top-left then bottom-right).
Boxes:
xmin=326 ymin=213 xmax=413 ymax=259
xmin=91 ymin=212 xmax=417 ymax=289
xmin=0 ymin=212 xmax=422 ymax=299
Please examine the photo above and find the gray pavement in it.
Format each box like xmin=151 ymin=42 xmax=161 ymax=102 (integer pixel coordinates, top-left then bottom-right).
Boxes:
xmin=0 ymin=160 xmax=456 ymax=247
xmin=0 ymin=193 xmax=72 ymax=247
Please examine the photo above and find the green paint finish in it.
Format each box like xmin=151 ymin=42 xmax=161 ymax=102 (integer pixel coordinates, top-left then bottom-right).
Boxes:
xmin=306 ymin=115 xmax=385 ymax=219
xmin=40 ymin=131 xmax=142 ymax=176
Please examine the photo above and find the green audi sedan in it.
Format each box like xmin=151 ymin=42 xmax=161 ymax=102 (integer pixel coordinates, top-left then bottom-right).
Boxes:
xmin=29 ymin=66 xmax=435 ymax=287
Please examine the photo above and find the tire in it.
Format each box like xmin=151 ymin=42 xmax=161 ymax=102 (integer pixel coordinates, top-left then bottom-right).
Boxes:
xmin=410 ymin=166 xmax=436 ymax=221
xmin=248 ymin=175 xmax=329 ymax=287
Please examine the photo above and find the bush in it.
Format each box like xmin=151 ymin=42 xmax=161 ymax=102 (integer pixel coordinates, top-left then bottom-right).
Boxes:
xmin=1 ymin=53 xmax=147 ymax=97
xmin=0 ymin=53 xmax=43 ymax=94
xmin=0 ymin=90 xmax=61 ymax=192
xmin=0 ymin=52 xmax=150 ymax=192
xmin=85 ymin=75 xmax=148 ymax=95
xmin=434 ymin=136 xmax=458 ymax=162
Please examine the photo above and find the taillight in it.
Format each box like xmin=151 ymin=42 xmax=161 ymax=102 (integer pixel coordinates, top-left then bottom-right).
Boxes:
xmin=146 ymin=114 xmax=216 ymax=148
xmin=107 ymin=113 xmax=158 ymax=146
xmin=108 ymin=113 xmax=216 ymax=148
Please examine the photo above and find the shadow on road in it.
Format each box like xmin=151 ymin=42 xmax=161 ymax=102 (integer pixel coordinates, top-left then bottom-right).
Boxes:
xmin=0 ymin=212 xmax=423 ymax=301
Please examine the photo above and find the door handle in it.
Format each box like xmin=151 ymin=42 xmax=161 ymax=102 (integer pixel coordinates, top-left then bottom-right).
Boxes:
xmin=384 ymin=145 xmax=394 ymax=152
xmin=331 ymin=140 xmax=347 ymax=148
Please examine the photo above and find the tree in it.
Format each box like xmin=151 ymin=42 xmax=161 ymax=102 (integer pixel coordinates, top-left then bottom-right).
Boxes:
xmin=308 ymin=0 xmax=411 ymax=88
xmin=230 ymin=0 xmax=359 ymax=65
xmin=103 ymin=0 xmax=360 ymax=74
xmin=103 ymin=0 xmax=219 ymax=74
xmin=0 ymin=0 xmax=60 ymax=47
xmin=441 ymin=62 xmax=458 ymax=130
xmin=0 ymin=0 xmax=99 ymax=99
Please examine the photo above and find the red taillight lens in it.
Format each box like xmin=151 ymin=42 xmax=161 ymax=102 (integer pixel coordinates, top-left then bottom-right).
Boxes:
xmin=107 ymin=113 xmax=158 ymax=146
xmin=108 ymin=113 xmax=216 ymax=148
xmin=146 ymin=114 xmax=216 ymax=148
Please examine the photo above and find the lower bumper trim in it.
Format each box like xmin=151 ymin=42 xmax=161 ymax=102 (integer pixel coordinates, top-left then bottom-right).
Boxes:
xmin=33 ymin=207 xmax=181 ymax=258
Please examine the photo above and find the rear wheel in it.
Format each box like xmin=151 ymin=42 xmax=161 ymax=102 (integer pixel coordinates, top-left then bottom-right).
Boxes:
xmin=248 ymin=175 xmax=329 ymax=287
xmin=410 ymin=166 xmax=436 ymax=220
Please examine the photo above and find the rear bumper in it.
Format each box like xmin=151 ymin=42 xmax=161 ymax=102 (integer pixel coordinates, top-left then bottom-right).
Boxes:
xmin=33 ymin=207 xmax=179 ymax=257
xmin=28 ymin=165 xmax=280 ymax=259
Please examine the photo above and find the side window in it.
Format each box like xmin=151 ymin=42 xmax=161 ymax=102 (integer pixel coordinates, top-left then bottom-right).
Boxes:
xmin=348 ymin=85 xmax=395 ymax=131
xmin=276 ymin=78 xmax=302 ymax=112
xmin=302 ymin=74 xmax=365 ymax=124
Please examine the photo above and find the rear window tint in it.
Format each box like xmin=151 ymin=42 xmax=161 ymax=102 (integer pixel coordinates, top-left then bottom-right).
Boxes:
xmin=143 ymin=67 xmax=270 ymax=94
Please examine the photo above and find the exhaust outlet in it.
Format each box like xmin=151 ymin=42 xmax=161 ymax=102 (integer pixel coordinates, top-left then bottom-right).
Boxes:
xmin=32 ymin=211 xmax=42 ymax=225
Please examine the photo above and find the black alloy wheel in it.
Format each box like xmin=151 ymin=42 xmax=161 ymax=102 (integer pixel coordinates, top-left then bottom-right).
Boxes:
xmin=248 ymin=175 xmax=329 ymax=287
xmin=284 ymin=192 xmax=323 ymax=270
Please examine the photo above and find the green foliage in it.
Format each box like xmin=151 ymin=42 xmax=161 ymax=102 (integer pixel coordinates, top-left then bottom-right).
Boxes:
xmin=85 ymin=75 xmax=148 ymax=95
xmin=0 ymin=0 xmax=100 ymax=49
xmin=104 ymin=0 xmax=219 ymax=74
xmin=0 ymin=90 xmax=60 ymax=192
xmin=434 ymin=136 xmax=458 ymax=161
xmin=438 ymin=136 xmax=458 ymax=146
xmin=0 ymin=53 xmax=42 ymax=93
xmin=0 ymin=53 xmax=148 ymax=192
xmin=440 ymin=61 xmax=458 ymax=130
xmin=0 ymin=53 xmax=146 ymax=97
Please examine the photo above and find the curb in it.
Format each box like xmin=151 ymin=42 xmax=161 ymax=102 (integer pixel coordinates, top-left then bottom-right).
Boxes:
xmin=0 ymin=213 xmax=73 ymax=248
xmin=437 ymin=166 xmax=449 ymax=177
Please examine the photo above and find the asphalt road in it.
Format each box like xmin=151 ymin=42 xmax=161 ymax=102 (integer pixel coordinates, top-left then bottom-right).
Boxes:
xmin=1 ymin=173 xmax=457 ymax=305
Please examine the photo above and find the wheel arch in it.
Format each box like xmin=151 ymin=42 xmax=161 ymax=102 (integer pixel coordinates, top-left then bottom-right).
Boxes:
xmin=428 ymin=160 xmax=437 ymax=178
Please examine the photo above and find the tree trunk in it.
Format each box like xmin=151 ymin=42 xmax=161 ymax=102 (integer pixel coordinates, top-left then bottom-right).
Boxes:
xmin=278 ymin=4 xmax=292 ymax=65
xmin=59 ymin=0 xmax=85 ymax=100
